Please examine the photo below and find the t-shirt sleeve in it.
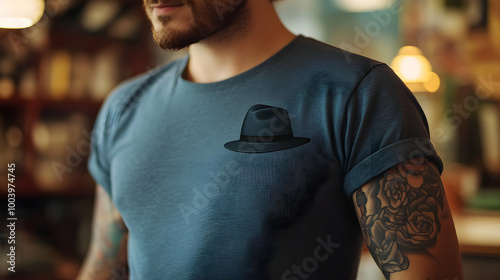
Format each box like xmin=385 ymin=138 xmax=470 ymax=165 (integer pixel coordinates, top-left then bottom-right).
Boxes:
xmin=341 ymin=63 xmax=443 ymax=198
xmin=87 ymin=91 xmax=118 ymax=198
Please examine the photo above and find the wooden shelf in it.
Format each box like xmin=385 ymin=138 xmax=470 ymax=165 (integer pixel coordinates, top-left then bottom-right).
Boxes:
xmin=0 ymin=173 xmax=95 ymax=198
xmin=0 ymin=96 xmax=103 ymax=111
xmin=455 ymin=211 xmax=500 ymax=256
xmin=0 ymin=2 xmax=155 ymax=278
xmin=1 ymin=95 xmax=102 ymax=198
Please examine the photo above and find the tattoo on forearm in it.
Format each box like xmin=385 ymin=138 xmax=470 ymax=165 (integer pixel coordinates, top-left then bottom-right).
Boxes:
xmin=79 ymin=188 xmax=129 ymax=280
xmin=355 ymin=158 xmax=445 ymax=276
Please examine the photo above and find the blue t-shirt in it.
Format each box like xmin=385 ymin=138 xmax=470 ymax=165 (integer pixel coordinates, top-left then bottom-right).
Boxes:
xmin=88 ymin=35 xmax=443 ymax=280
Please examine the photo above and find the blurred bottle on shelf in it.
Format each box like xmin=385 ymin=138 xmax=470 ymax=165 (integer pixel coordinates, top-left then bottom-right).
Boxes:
xmin=489 ymin=0 xmax=500 ymax=52
xmin=70 ymin=53 xmax=92 ymax=100
xmin=34 ymin=159 xmax=65 ymax=192
xmin=19 ymin=68 xmax=38 ymax=100
xmin=478 ymin=103 xmax=500 ymax=176
xmin=0 ymin=121 xmax=24 ymax=176
xmin=40 ymin=50 xmax=72 ymax=100
xmin=6 ymin=126 xmax=23 ymax=148
xmin=49 ymin=50 xmax=72 ymax=100
xmin=33 ymin=121 xmax=51 ymax=156
xmin=107 ymin=10 xmax=142 ymax=40
xmin=81 ymin=0 xmax=121 ymax=33
xmin=0 ymin=58 xmax=17 ymax=100
xmin=89 ymin=46 xmax=121 ymax=101
xmin=0 ymin=77 xmax=15 ymax=99
xmin=5 ymin=125 xmax=24 ymax=168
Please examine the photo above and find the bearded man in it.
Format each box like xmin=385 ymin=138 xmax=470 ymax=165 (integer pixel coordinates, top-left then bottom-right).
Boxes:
xmin=77 ymin=1 xmax=463 ymax=279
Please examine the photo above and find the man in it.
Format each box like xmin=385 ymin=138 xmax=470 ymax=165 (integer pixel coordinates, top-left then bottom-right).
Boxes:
xmin=78 ymin=0 xmax=463 ymax=279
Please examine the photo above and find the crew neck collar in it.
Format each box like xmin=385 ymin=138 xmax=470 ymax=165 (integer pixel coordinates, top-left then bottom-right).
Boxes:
xmin=175 ymin=35 xmax=305 ymax=92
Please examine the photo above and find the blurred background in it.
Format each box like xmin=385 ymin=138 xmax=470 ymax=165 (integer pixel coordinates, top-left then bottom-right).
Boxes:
xmin=0 ymin=0 xmax=499 ymax=279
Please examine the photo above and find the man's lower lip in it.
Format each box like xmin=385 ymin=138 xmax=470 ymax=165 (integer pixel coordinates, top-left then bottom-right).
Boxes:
xmin=153 ymin=5 xmax=182 ymax=16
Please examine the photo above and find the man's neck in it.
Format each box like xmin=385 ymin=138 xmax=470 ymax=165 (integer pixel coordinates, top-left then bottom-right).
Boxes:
xmin=183 ymin=0 xmax=296 ymax=84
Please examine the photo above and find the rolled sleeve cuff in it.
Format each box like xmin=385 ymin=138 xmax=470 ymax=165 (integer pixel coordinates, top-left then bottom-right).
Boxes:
xmin=343 ymin=137 xmax=443 ymax=197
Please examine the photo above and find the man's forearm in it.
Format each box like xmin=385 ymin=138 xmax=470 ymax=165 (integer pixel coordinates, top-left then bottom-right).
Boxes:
xmin=78 ymin=186 xmax=129 ymax=280
xmin=77 ymin=232 xmax=129 ymax=280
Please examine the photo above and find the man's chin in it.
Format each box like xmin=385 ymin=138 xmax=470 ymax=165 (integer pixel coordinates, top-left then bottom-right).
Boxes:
xmin=152 ymin=30 xmax=201 ymax=51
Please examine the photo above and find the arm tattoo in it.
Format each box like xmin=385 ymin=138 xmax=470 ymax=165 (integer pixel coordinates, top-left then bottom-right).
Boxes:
xmin=355 ymin=158 xmax=445 ymax=276
xmin=78 ymin=187 xmax=129 ymax=280
xmin=85 ymin=219 xmax=128 ymax=279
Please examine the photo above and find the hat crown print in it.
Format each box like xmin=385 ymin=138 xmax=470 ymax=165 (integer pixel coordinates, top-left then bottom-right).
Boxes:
xmin=224 ymin=104 xmax=310 ymax=153
xmin=240 ymin=104 xmax=293 ymax=138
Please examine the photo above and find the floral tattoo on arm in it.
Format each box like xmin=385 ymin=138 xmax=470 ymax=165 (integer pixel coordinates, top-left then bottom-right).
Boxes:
xmin=355 ymin=158 xmax=445 ymax=276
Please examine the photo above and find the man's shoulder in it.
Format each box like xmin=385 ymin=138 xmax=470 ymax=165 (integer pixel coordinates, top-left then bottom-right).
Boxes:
xmin=290 ymin=36 xmax=387 ymax=88
xmin=297 ymin=36 xmax=384 ymax=69
xmin=100 ymin=58 xmax=183 ymax=115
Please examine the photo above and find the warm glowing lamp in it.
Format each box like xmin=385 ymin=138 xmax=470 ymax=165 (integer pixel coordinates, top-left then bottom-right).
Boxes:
xmin=423 ymin=72 xmax=441 ymax=93
xmin=335 ymin=0 xmax=394 ymax=12
xmin=390 ymin=46 xmax=441 ymax=93
xmin=0 ymin=0 xmax=45 ymax=29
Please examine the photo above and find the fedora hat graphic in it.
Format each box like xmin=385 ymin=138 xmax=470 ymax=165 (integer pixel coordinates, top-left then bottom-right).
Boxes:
xmin=224 ymin=104 xmax=310 ymax=153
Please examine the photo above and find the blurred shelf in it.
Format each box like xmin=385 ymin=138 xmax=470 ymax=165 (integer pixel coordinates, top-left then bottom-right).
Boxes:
xmin=0 ymin=173 xmax=94 ymax=198
xmin=0 ymin=96 xmax=103 ymax=112
xmin=455 ymin=210 xmax=500 ymax=256
xmin=49 ymin=30 xmax=145 ymax=52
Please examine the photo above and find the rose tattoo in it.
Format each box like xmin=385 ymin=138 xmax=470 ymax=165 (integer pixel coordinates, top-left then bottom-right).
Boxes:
xmin=355 ymin=158 xmax=445 ymax=276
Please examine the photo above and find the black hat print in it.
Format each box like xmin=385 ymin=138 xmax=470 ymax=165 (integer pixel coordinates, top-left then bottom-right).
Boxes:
xmin=224 ymin=104 xmax=310 ymax=153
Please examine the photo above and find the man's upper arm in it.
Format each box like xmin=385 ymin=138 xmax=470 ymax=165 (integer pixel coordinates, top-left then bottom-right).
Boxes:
xmin=77 ymin=184 xmax=129 ymax=280
xmin=351 ymin=157 xmax=463 ymax=280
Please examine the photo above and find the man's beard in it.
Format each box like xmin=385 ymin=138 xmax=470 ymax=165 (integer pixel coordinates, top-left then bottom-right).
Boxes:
xmin=144 ymin=0 xmax=249 ymax=51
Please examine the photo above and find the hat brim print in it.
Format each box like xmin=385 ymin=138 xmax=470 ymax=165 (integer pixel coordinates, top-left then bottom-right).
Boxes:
xmin=224 ymin=137 xmax=310 ymax=153
xmin=225 ymin=104 xmax=311 ymax=153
